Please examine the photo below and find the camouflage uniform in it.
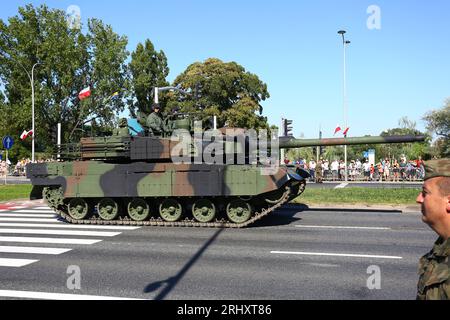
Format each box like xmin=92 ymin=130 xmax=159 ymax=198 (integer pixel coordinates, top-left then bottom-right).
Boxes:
xmin=315 ymin=160 xmax=323 ymax=183
xmin=416 ymin=158 xmax=450 ymax=300
xmin=146 ymin=111 xmax=164 ymax=136
xmin=113 ymin=118 xmax=129 ymax=137
xmin=417 ymin=237 xmax=450 ymax=300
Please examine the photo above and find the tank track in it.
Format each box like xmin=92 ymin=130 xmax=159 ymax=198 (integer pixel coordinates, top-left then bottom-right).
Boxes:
xmin=48 ymin=182 xmax=305 ymax=228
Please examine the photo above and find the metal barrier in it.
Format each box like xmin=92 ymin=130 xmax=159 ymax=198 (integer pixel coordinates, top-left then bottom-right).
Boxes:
xmin=307 ymin=167 xmax=424 ymax=182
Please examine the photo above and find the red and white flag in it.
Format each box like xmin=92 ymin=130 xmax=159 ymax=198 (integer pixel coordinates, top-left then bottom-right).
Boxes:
xmin=20 ymin=130 xmax=33 ymax=140
xmin=78 ymin=86 xmax=91 ymax=100
xmin=343 ymin=127 xmax=350 ymax=136
xmin=334 ymin=125 xmax=341 ymax=135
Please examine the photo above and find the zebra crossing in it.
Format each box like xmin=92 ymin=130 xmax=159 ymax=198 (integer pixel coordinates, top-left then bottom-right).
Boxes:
xmin=0 ymin=204 xmax=140 ymax=268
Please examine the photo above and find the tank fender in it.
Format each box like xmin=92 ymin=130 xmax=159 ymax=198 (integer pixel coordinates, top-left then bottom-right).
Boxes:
xmin=285 ymin=166 xmax=310 ymax=181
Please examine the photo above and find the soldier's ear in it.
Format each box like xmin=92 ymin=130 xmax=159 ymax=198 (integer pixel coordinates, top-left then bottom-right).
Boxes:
xmin=447 ymin=196 xmax=450 ymax=214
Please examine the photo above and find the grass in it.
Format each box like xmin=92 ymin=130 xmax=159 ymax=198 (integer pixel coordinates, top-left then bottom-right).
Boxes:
xmin=293 ymin=187 xmax=421 ymax=206
xmin=0 ymin=184 xmax=33 ymax=202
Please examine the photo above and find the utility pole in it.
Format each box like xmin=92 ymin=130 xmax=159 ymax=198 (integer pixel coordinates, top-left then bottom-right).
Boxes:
xmin=338 ymin=30 xmax=350 ymax=182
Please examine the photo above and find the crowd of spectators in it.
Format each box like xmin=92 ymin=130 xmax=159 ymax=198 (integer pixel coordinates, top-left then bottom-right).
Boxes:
xmin=0 ymin=158 xmax=54 ymax=178
xmin=284 ymin=156 xmax=425 ymax=182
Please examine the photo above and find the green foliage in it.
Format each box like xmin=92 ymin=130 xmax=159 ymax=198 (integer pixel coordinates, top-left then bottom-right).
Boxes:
xmin=294 ymin=187 xmax=421 ymax=205
xmin=0 ymin=4 xmax=130 ymax=162
xmin=423 ymin=99 xmax=450 ymax=157
xmin=286 ymin=147 xmax=315 ymax=162
xmin=376 ymin=117 xmax=432 ymax=160
xmin=129 ymin=39 xmax=169 ymax=116
xmin=170 ymin=58 xmax=270 ymax=129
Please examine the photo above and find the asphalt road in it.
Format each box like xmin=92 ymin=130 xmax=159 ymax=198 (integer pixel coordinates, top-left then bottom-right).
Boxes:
xmin=0 ymin=201 xmax=435 ymax=300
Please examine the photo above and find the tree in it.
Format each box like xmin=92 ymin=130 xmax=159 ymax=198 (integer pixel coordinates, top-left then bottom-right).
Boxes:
xmin=286 ymin=147 xmax=314 ymax=163
xmin=376 ymin=117 xmax=431 ymax=161
xmin=170 ymin=58 xmax=270 ymax=129
xmin=423 ymin=99 xmax=450 ymax=157
xmin=0 ymin=4 xmax=130 ymax=160
xmin=129 ymin=39 xmax=169 ymax=116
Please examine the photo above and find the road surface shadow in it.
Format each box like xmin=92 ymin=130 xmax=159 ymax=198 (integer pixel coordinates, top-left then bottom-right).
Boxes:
xmin=143 ymin=228 xmax=223 ymax=300
xmin=251 ymin=209 xmax=301 ymax=227
xmin=281 ymin=203 xmax=402 ymax=213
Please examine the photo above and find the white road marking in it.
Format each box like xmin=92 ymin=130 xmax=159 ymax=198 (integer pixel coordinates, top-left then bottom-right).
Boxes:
xmin=0 ymin=246 xmax=71 ymax=255
xmin=33 ymin=207 xmax=52 ymax=210
xmin=0 ymin=218 xmax=60 ymax=223
xmin=334 ymin=183 xmax=348 ymax=189
xmin=0 ymin=213 xmax=56 ymax=218
xmin=0 ymin=236 xmax=101 ymax=245
xmin=14 ymin=209 xmax=56 ymax=214
xmin=0 ymin=290 xmax=143 ymax=300
xmin=0 ymin=228 xmax=121 ymax=237
xmin=270 ymin=251 xmax=402 ymax=259
xmin=306 ymin=263 xmax=340 ymax=268
xmin=0 ymin=258 xmax=38 ymax=267
xmin=295 ymin=225 xmax=391 ymax=230
xmin=0 ymin=222 xmax=140 ymax=230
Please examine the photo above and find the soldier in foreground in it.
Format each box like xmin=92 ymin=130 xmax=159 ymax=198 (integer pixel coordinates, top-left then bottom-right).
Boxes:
xmin=416 ymin=158 xmax=450 ymax=300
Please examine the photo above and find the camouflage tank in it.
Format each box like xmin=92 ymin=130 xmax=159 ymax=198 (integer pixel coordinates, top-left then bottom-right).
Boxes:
xmin=26 ymin=88 xmax=426 ymax=228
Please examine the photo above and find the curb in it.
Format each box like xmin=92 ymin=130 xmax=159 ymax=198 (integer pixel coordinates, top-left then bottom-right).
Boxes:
xmin=286 ymin=202 xmax=421 ymax=213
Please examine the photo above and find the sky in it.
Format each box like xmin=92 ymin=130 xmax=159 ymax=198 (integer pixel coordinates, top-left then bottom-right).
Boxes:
xmin=1 ymin=0 xmax=449 ymax=139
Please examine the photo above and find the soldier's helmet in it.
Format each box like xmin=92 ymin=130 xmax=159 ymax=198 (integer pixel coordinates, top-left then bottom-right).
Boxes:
xmin=152 ymin=103 xmax=161 ymax=111
xmin=118 ymin=118 xmax=128 ymax=127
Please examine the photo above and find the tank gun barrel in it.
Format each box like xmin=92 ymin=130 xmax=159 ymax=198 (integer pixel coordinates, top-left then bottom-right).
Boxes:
xmin=279 ymin=134 xmax=426 ymax=149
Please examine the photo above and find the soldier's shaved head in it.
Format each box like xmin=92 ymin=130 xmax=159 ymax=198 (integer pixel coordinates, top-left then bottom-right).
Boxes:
xmin=436 ymin=176 xmax=450 ymax=197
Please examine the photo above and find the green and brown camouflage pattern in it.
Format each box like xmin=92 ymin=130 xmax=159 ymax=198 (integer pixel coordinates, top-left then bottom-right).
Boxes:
xmin=28 ymin=161 xmax=291 ymax=198
xmin=26 ymin=127 xmax=426 ymax=227
xmin=417 ymin=237 xmax=450 ymax=300
xmin=424 ymin=158 xmax=450 ymax=181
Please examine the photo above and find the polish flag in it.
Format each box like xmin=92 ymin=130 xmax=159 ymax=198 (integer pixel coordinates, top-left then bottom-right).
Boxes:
xmin=78 ymin=86 xmax=91 ymax=100
xmin=343 ymin=127 xmax=350 ymax=136
xmin=20 ymin=130 xmax=33 ymax=140
xmin=334 ymin=125 xmax=341 ymax=135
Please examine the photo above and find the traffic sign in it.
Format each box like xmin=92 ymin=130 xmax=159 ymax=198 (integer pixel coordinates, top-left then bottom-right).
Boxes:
xmin=2 ymin=135 xmax=14 ymax=150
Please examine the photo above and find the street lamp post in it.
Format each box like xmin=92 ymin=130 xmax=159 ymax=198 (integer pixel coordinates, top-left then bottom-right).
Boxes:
xmin=338 ymin=30 xmax=350 ymax=182
xmin=30 ymin=62 xmax=41 ymax=163
xmin=0 ymin=53 xmax=42 ymax=162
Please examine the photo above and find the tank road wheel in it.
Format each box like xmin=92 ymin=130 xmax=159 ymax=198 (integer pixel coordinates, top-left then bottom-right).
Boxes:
xmin=67 ymin=198 xmax=90 ymax=220
xmin=43 ymin=187 xmax=64 ymax=210
xmin=127 ymin=198 xmax=150 ymax=221
xmin=159 ymin=199 xmax=183 ymax=222
xmin=192 ymin=199 xmax=216 ymax=223
xmin=226 ymin=199 xmax=252 ymax=224
xmin=97 ymin=198 xmax=119 ymax=221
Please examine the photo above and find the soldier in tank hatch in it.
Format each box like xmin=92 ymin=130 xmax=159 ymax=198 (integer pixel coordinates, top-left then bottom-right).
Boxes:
xmin=416 ymin=158 xmax=450 ymax=300
xmin=146 ymin=103 xmax=165 ymax=136
xmin=113 ymin=118 xmax=130 ymax=137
